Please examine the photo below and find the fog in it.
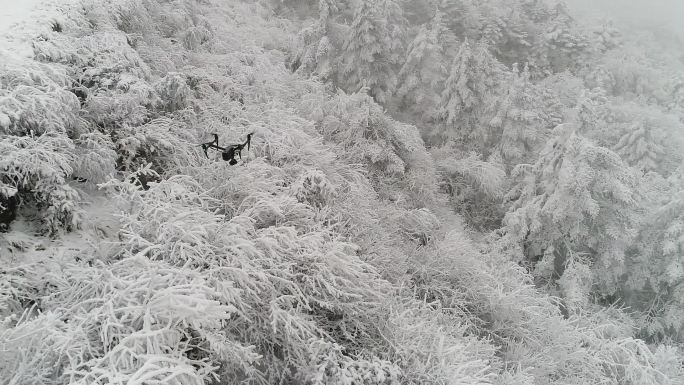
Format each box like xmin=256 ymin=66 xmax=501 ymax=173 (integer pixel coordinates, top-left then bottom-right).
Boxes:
xmin=569 ymin=0 xmax=684 ymax=39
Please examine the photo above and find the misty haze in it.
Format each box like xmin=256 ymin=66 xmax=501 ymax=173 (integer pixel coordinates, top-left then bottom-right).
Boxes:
xmin=0 ymin=0 xmax=683 ymax=384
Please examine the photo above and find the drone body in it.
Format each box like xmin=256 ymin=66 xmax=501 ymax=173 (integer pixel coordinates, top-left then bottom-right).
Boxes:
xmin=200 ymin=133 xmax=252 ymax=165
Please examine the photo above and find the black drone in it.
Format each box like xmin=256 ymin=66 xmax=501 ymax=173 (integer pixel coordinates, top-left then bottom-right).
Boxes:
xmin=200 ymin=133 xmax=252 ymax=165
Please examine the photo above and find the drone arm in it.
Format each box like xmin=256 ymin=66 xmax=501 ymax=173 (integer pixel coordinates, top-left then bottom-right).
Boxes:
xmin=205 ymin=143 xmax=227 ymax=152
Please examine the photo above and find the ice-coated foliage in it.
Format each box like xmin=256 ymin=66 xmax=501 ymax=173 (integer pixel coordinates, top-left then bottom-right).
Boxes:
xmin=501 ymin=124 xmax=639 ymax=301
xmin=395 ymin=8 xmax=453 ymax=123
xmin=437 ymin=39 xmax=506 ymax=146
xmin=2 ymin=0 xmax=683 ymax=383
xmin=0 ymin=53 xmax=81 ymax=137
xmin=302 ymin=89 xmax=438 ymax=205
xmin=339 ymin=0 xmax=406 ymax=104
xmin=288 ymin=0 xmax=350 ymax=81
xmin=297 ymin=339 xmax=401 ymax=385
xmin=72 ymin=132 xmax=118 ymax=184
xmin=623 ymin=168 xmax=684 ymax=341
xmin=0 ymin=134 xmax=82 ymax=233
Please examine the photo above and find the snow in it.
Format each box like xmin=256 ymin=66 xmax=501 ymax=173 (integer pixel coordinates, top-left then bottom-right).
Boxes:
xmin=0 ymin=112 xmax=10 ymax=129
xmin=0 ymin=0 xmax=78 ymax=58
xmin=0 ymin=0 xmax=44 ymax=36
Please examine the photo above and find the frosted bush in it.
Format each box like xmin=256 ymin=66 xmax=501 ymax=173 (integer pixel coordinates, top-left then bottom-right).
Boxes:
xmin=0 ymin=134 xmax=82 ymax=232
xmin=290 ymin=168 xmax=337 ymax=209
xmin=154 ymin=72 xmax=191 ymax=112
xmin=72 ymin=132 xmax=118 ymax=184
xmin=0 ymin=55 xmax=80 ymax=136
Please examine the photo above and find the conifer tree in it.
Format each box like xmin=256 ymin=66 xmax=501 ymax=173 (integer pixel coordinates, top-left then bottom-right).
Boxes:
xmin=491 ymin=64 xmax=552 ymax=166
xmin=625 ymin=167 xmax=684 ymax=341
xmin=288 ymin=0 xmax=350 ymax=80
xmin=609 ymin=104 xmax=684 ymax=175
xmin=437 ymin=39 xmax=505 ymax=151
xmin=395 ymin=7 xmax=452 ymax=123
xmin=501 ymin=123 xmax=639 ymax=306
xmin=339 ymin=0 xmax=406 ymax=104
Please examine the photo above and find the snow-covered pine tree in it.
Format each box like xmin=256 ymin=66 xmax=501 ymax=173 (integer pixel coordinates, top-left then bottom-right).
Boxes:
xmin=592 ymin=18 xmax=622 ymax=53
xmin=624 ymin=167 xmax=684 ymax=341
xmin=437 ymin=0 xmax=482 ymax=40
xmin=501 ymin=123 xmax=639 ymax=308
xmin=611 ymin=103 xmax=684 ymax=175
xmin=537 ymin=1 xmax=592 ymax=74
xmin=436 ymin=39 xmax=505 ymax=151
xmin=395 ymin=7 xmax=452 ymax=123
xmin=491 ymin=64 xmax=553 ymax=167
xmin=339 ymin=0 xmax=406 ymax=104
xmin=288 ymin=0 xmax=351 ymax=80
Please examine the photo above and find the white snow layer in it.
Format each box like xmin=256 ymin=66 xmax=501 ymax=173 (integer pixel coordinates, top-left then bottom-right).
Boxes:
xmin=0 ymin=0 xmax=78 ymax=58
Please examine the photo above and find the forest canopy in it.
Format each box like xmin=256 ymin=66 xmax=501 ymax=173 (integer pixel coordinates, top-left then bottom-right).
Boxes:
xmin=0 ymin=0 xmax=683 ymax=384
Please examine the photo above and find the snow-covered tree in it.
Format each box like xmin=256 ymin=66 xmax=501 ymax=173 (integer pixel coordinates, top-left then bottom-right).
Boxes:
xmin=395 ymin=8 xmax=453 ymax=123
xmin=2 ymin=0 xmax=684 ymax=383
xmin=339 ymin=0 xmax=406 ymax=104
xmin=592 ymin=19 xmax=622 ymax=53
xmin=624 ymin=167 xmax=684 ymax=341
xmin=537 ymin=2 xmax=592 ymax=74
xmin=491 ymin=64 xmax=556 ymax=166
xmin=612 ymin=107 xmax=682 ymax=175
xmin=288 ymin=0 xmax=352 ymax=81
xmin=436 ymin=39 xmax=506 ymax=150
xmin=501 ymin=123 xmax=639 ymax=305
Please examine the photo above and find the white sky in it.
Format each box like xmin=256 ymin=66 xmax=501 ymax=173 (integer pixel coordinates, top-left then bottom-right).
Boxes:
xmin=568 ymin=0 xmax=684 ymax=38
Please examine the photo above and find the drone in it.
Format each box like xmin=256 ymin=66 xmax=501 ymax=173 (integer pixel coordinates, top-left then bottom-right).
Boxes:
xmin=199 ymin=132 xmax=252 ymax=165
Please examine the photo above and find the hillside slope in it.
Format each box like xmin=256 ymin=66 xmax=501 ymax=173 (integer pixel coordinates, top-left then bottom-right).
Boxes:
xmin=0 ymin=0 xmax=682 ymax=384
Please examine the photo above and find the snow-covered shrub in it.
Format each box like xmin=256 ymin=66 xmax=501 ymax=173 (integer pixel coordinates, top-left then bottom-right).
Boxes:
xmin=71 ymin=132 xmax=118 ymax=184
xmin=298 ymin=338 xmax=401 ymax=385
xmin=609 ymin=103 xmax=684 ymax=175
xmin=0 ymin=134 xmax=82 ymax=233
xmin=430 ymin=231 xmax=672 ymax=385
xmin=95 ymin=172 xmax=395 ymax=383
xmin=0 ymin=309 xmax=70 ymax=385
xmin=182 ymin=25 xmax=213 ymax=51
xmin=432 ymin=147 xmax=507 ymax=230
xmin=380 ymin=298 xmax=498 ymax=385
xmin=86 ymin=90 xmax=153 ymax=129
xmin=154 ymin=72 xmax=191 ymax=112
xmin=115 ymin=117 xmax=195 ymax=172
xmin=291 ymin=168 xmax=336 ymax=209
xmin=394 ymin=208 xmax=441 ymax=246
xmin=32 ymin=26 xmax=160 ymax=129
xmin=75 ymin=31 xmax=152 ymax=88
xmin=433 ymin=149 xmax=506 ymax=199
xmin=289 ymin=19 xmax=339 ymax=81
xmin=303 ymin=89 xmax=437 ymax=205
xmin=0 ymin=54 xmax=81 ymax=136
xmin=597 ymin=45 xmax=674 ymax=105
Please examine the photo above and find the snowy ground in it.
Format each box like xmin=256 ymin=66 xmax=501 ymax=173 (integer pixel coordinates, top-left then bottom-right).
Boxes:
xmin=0 ymin=0 xmax=43 ymax=35
xmin=0 ymin=0 xmax=78 ymax=57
